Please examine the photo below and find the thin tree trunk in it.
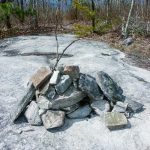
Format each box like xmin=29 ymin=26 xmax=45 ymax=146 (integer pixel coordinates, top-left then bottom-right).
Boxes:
xmin=124 ymin=0 xmax=135 ymax=37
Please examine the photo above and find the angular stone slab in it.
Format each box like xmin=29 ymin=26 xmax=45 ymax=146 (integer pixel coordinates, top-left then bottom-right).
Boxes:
xmin=31 ymin=67 xmax=52 ymax=89
xmin=51 ymin=91 xmax=86 ymax=109
xmin=55 ymin=75 xmax=72 ymax=94
xmin=79 ymin=73 xmax=103 ymax=100
xmin=67 ymin=104 xmax=92 ymax=119
xmin=42 ymin=110 xmax=65 ymax=129
xmin=112 ymin=101 xmax=128 ymax=113
xmin=24 ymin=101 xmax=42 ymax=126
xmin=37 ymin=96 xmax=52 ymax=110
xmin=50 ymin=71 xmax=60 ymax=85
xmin=11 ymin=84 xmax=36 ymax=122
xmin=96 ymin=71 xmax=125 ymax=103
xmin=64 ymin=66 xmax=80 ymax=79
xmin=125 ymin=99 xmax=144 ymax=113
xmin=104 ymin=112 xmax=128 ymax=130
xmin=90 ymin=100 xmax=110 ymax=116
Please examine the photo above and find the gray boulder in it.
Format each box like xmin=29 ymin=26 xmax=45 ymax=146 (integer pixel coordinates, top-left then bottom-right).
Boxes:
xmin=42 ymin=110 xmax=65 ymax=129
xmin=24 ymin=101 xmax=42 ymax=126
xmin=112 ymin=101 xmax=128 ymax=113
xmin=104 ymin=112 xmax=128 ymax=130
xmin=55 ymin=75 xmax=72 ymax=94
xmin=79 ymin=73 xmax=103 ymax=100
xmin=67 ymin=104 xmax=92 ymax=119
xmin=90 ymin=100 xmax=110 ymax=116
xmin=11 ymin=84 xmax=36 ymax=122
xmin=50 ymin=71 xmax=60 ymax=85
xmin=96 ymin=71 xmax=125 ymax=103
xmin=51 ymin=91 xmax=86 ymax=109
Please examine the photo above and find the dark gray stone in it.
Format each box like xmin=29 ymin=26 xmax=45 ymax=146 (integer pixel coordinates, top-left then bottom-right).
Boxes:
xmin=104 ymin=112 xmax=128 ymax=130
xmin=90 ymin=100 xmax=110 ymax=116
xmin=42 ymin=110 xmax=65 ymax=129
xmin=96 ymin=71 xmax=125 ymax=103
xmin=67 ymin=104 xmax=92 ymax=119
xmin=79 ymin=73 xmax=103 ymax=100
xmin=112 ymin=101 xmax=128 ymax=113
xmin=55 ymin=75 xmax=72 ymax=94
xmin=125 ymin=99 xmax=144 ymax=113
xmin=46 ymin=86 xmax=56 ymax=100
xmin=24 ymin=101 xmax=42 ymax=126
xmin=11 ymin=84 xmax=36 ymax=122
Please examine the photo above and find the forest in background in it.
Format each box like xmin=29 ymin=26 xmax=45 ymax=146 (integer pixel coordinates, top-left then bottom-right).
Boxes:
xmin=0 ymin=0 xmax=150 ymax=69
xmin=0 ymin=0 xmax=150 ymax=37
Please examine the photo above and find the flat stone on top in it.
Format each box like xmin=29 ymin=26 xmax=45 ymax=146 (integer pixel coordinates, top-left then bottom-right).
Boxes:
xmin=64 ymin=66 xmax=80 ymax=79
xmin=104 ymin=112 xmax=128 ymax=130
xmin=31 ymin=67 xmax=52 ymax=89
xmin=50 ymin=71 xmax=60 ymax=85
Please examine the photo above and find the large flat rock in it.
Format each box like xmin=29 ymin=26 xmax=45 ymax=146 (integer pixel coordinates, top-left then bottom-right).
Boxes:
xmin=0 ymin=34 xmax=150 ymax=150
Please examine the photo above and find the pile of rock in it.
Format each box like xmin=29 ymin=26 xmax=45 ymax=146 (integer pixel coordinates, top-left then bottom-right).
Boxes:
xmin=12 ymin=66 xmax=144 ymax=130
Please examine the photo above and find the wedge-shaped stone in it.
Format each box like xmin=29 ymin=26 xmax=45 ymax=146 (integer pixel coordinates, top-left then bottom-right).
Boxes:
xmin=31 ymin=67 xmax=52 ymax=89
xmin=50 ymin=71 xmax=60 ymax=85
xmin=79 ymin=73 xmax=103 ymax=100
xmin=112 ymin=101 xmax=128 ymax=113
xmin=91 ymin=100 xmax=110 ymax=116
xmin=104 ymin=112 xmax=128 ymax=130
xmin=24 ymin=101 xmax=42 ymax=125
xmin=42 ymin=110 xmax=65 ymax=129
xmin=11 ymin=84 xmax=36 ymax=122
xmin=51 ymin=91 xmax=86 ymax=109
xmin=67 ymin=104 xmax=91 ymax=119
xmin=64 ymin=66 xmax=80 ymax=79
xmin=96 ymin=71 xmax=125 ymax=102
xmin=55 ymin=75 xmax=72 ymax=94
xmin=125 ymin=99 xmax=144 ymax=113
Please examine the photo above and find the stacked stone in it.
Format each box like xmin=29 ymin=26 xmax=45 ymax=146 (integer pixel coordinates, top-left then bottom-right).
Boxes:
xmin=12 ymin=66 xmax=144 ymax=131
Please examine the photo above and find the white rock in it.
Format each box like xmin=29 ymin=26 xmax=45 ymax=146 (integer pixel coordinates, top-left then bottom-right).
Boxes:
xmin=50 ymin=71 xmax=60 ymax=85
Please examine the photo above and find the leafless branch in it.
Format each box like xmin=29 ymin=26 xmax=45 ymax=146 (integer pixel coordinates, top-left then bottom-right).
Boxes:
xmin=53 ymin=39 xmax=80 ymax=71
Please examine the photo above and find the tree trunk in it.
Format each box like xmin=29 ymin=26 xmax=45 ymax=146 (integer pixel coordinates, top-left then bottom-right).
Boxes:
xmin=124 ymin=0 xmax=135 ymax=38
xmin=91 ymin=0 xmax=95 ymax=32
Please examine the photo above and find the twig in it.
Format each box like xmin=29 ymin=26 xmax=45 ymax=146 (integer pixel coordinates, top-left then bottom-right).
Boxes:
xmin=53 ymin=39 xmax=80 ymax=71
